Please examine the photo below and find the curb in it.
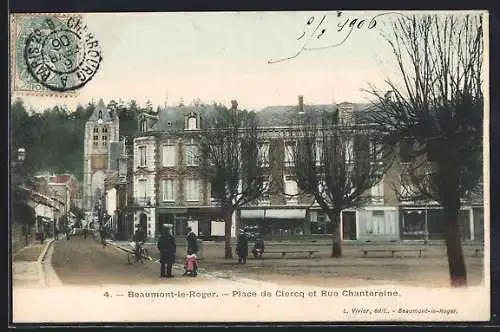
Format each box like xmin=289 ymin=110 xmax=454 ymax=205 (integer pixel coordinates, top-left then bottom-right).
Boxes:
xmin=37 ymin=239 xmax=55 ymax=264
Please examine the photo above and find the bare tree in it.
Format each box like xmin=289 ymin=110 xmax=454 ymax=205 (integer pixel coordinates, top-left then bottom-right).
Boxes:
xmin=286 ymin=109 xmax=393 ymax=257
xmin=198 ymin=104 xmax=267 ymax=259
xmin=367 ymin=14 xmax=484 ymax=287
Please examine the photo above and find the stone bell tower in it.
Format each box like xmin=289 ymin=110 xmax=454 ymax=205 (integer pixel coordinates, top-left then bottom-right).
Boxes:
xmin=83 ymin=99 xmax=120 ymax=211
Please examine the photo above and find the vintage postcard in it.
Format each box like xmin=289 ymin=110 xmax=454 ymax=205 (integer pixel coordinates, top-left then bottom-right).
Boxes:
xmin=10 ymin=10 xmax=490 ymax=324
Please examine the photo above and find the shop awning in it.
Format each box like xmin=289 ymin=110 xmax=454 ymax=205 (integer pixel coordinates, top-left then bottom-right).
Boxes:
xmin=265 ymin=209 xmax=306 ymax=220
xmin=241 ymin=209 xmax=265 ymax=219
xmin=240 ymin=209 xmax=307 ymax=220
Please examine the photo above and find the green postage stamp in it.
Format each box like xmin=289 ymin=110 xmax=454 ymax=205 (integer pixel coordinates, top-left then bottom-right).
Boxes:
xmin=10 ymin=13 xmax=102 ymax=97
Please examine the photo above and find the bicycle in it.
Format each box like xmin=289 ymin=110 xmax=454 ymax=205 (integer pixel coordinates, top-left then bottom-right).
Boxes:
xmin=127 ymin=242 xmax=150 ymax=264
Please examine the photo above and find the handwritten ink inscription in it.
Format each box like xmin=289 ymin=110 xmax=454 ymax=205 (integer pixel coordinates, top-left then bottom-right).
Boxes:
xmin=268 ymin=11 xmax=410 ymax=64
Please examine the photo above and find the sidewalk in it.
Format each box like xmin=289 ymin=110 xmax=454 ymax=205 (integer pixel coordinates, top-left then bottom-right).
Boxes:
xmin=12 ymin=238 xmax=55 ymax=287
xmin=13 ymin=238 xmax=54 ymax=263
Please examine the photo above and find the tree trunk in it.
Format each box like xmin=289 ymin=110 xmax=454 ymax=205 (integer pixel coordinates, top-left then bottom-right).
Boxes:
xmin=224 ymin=212 xmax=233 ymax=259
xmin=443 ymin=206 xmax=467 ymax=287
xmin=330 ymin=211 xmax=342 ymax=258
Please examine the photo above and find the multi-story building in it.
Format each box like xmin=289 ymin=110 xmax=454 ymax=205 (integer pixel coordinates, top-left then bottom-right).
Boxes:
xmin=125 ymin=96 xmax=484 ymax=242
xmin=131 ymin=104 xmax=229 ymax=241
xmin=104 ymin=138 xmax=135 ymax=240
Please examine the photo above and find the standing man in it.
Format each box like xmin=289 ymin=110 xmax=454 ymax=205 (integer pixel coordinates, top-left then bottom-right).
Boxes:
xmin=157 ymin=225 xmax=176 ymax=278
xmin=100 ymin=225 xmax=107 ymax=248
xmin=65 ymin=224 xmax=70 ymax=240
xmin=236 ymin=232 xmax=249 ymax=264
xmin=186 ymin=226 xmax=198 ymax=255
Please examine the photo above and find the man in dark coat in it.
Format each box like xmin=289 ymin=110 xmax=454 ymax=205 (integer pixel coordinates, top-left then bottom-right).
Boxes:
xmin=186 ymin=227 xmax=198 ymax=255
xmin=157 ymin=226 xmax=176 ymax=278
xmin=236 ymin=233 xmax=249 ymax=264
xmin=100 ymin=226 xmax=107 ymax=248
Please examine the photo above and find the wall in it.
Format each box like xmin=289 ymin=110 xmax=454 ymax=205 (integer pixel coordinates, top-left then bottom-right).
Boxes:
xmin=106 ymin=188 xmax=117 ymax=216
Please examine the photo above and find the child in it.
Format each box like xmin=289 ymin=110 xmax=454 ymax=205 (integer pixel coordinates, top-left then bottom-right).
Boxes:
xmin=183 ymin=250 xmax=198 ymax=277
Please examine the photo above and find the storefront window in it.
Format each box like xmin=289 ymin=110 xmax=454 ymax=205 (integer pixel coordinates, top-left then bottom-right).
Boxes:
xmin=310 ymin=212 xmax=331 ymax=234
xmin=401 ymin=210 xmax=426 ymax=239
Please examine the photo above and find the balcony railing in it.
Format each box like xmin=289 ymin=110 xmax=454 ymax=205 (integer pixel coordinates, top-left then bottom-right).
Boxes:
xmin=135 ymin=197 xmax=152 ymax=206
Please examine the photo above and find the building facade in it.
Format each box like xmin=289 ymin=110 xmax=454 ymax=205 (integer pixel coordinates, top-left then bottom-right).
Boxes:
xmin=114 ymin=96 xmax=485 ymax=242
xmin=131 ymin=105 xmax=229 ymax=241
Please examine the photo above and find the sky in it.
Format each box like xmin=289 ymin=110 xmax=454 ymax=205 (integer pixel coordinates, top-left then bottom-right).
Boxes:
xmin=10 ymin=10 xmax=486 ymax=112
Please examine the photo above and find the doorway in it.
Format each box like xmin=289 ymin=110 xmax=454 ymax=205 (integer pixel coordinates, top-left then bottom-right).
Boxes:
xmin=139 ymin=212 xmax=148 ymax=236
xmin=342 ymin=211 xmax=357 ymax=240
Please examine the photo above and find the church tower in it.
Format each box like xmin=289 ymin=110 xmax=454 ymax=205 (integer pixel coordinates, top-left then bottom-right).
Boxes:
xmin=83 ymin=99 xmax=120 ymax=211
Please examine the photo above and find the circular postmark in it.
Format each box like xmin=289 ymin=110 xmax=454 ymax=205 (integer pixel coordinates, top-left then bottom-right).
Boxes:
xmin=23 ymin=16 xmax=102 ymax=92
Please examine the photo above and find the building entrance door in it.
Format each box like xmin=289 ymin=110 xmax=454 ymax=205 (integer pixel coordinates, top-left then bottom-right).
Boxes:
xmin=342 ymin=211 xmax=357 ymax=240
xmin=139 ymin=212 xmax=147 ymax=236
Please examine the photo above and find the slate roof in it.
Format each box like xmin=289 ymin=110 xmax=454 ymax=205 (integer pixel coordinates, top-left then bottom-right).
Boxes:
xmin=88 ymin=99 xmax=118 ymax=122
xmin=149 ymin=102 xmax=376 ymax=132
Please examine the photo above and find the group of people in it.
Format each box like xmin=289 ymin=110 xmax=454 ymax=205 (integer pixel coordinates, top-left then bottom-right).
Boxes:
xmin=132 ymin=225 xmax=265 ymax=278
xmin=154 ymin=225 xmax=199 ymax=278
xmin=236 ymin=233 xmax=265 ymax=263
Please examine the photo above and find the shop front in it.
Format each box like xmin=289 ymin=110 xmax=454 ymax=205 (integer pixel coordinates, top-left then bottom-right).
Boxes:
xmin=240 ymin=208 xmax=307 ymax=240
xmin=309 ymin=209 xmax=358 ymax=240
xmin=156 ymin=207 xmax=229 ymax=240
xmin=357 ymin=207 xmax=399 ymax=242
xmin=400 ymin=205 xmax=474 ymax=241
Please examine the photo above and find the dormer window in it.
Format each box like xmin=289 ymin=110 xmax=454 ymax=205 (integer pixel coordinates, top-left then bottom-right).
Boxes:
xmin=187 ymin=116 xmax=197 ymax=130
xmin=98 ymin=111 xmax=103 ymax=120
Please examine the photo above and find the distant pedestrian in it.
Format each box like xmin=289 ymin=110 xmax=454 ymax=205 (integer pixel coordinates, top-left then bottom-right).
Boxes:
xmin=100 ymin=227 xmax=107 ymax=247
xmin=236 ymin=233 xmax=249 ymax=264
xmin=39 ymin=231 xmax=45 ymax=245
xmin=54 ymin=227 xmax=59 ymax=240
xmin=65 ymin=226 xmax=70 ymax=240
xmin=83 ymin=228 xmax=88 ymax=239
xmin=252 ymin=235 xmax=265 ymax=259
xmin=157 ymin=226 xmax=176 ymax=278
xmin=186 ymin=227 xmax=198 ymax=255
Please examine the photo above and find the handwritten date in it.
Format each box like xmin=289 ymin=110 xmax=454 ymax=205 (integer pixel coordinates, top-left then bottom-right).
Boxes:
xmin=268 ymin=11 xmax=410 ymax=64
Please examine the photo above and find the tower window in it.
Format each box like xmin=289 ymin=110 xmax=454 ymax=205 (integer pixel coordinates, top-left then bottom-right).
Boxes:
xmin=93 ymin=128 xmax=99 ymax=133
xmin=102 ymin=141 xmax=107 ymax=146
xmin=187 ymin=117 xmax=197 ymax=130
xmin=93 ymin=141 xmax=98 ymax=146
xmin=93 ymin=135 xmax=98 ymax=140
xmin=102 ymin=135 xmax=108 ymax=140
xmin=103 ymin=127 xmax=108 ymax=133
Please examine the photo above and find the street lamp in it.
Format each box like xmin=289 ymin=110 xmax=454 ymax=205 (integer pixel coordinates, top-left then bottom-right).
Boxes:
xmin=15 ymin=147 xmax=29 ymax=246
xmin=17 ymin=147 xmax=26 ymax=162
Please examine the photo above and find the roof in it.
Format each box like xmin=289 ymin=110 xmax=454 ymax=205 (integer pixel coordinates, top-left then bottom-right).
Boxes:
xmin=151 ymin=105 xmax=217 ymax=132
xmin=88 ymin=99 xmax=118 ymax=122
xmin=149 ymin=102 xmax=374 ymax=132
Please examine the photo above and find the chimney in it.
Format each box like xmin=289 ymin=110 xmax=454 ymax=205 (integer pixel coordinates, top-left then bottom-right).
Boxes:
xmin=298 ymin=95 xmax=304 ymax=114
xmin=231 ymin=100 xmax=238 ymax=110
